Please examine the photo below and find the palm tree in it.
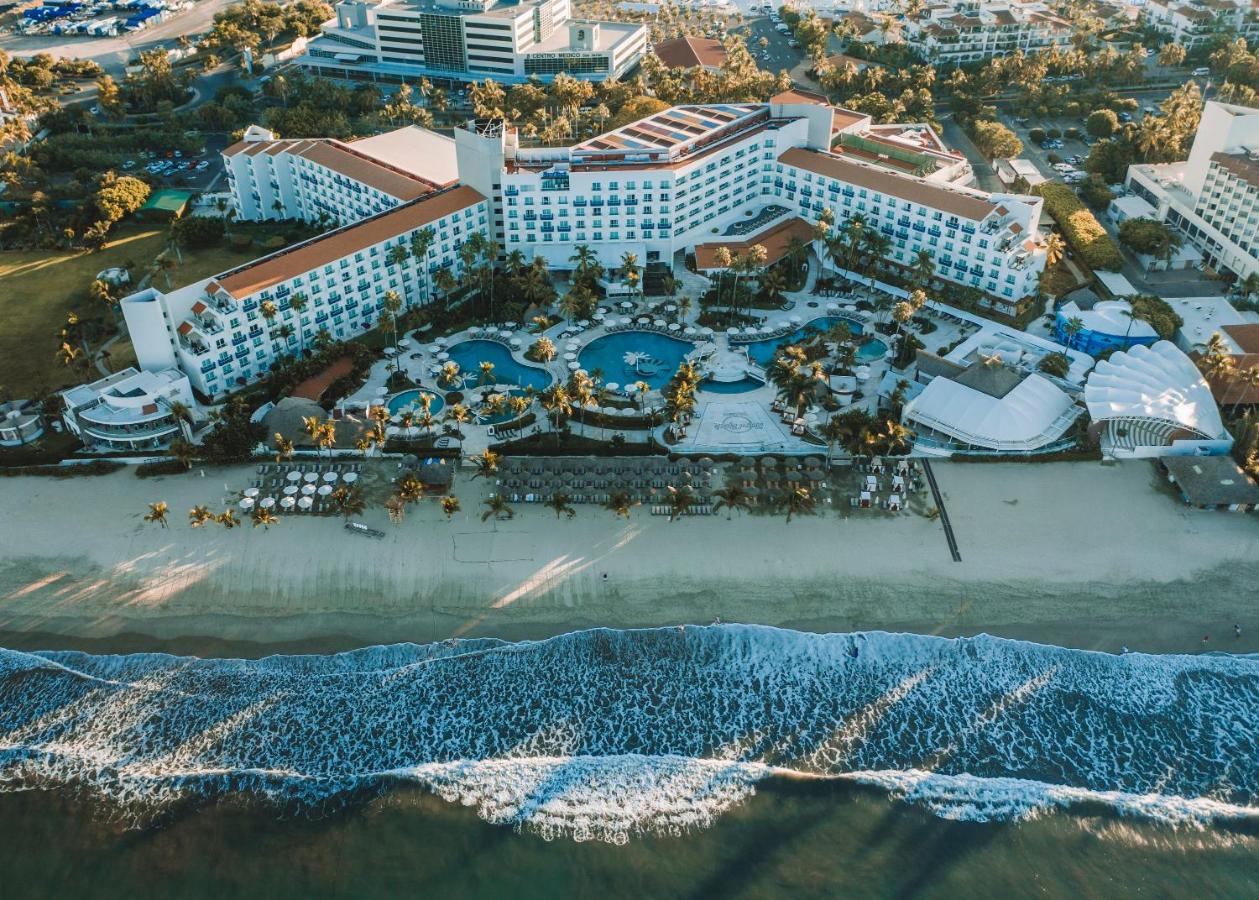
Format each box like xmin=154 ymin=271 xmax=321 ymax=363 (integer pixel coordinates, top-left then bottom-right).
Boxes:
xmin=434 ymin=266 xmax=459 ymax=311
xmin=289 ymin=292 xmax=308 ymax=355
xmin=143 ymin=501 xmax=169 ymax=528
xmin=531 ymin=336 xmax=557 ymax=362
xmin=382 ymin=289 xmax=403 ymax=370
xmin=188 ymin=505 xmax=214 ymax=527
xmin=441 ymin=495 xmax=461 ymax=519
xmin=302 ymin=415 xmax=323 ymax=450
xmin=911 ymin=250 xmax=935 ymax=290
xmin=819 ymin=415 xmax=847 ymax=465
xmin=251 ymin=507 xmax=280 ymax=529
xmin=1060 ymin=316 xmax=1085 ymax=350
xmin=470 ymin=450 xmax=500 ymax=479
xmin=621 ymin=251 xmax=641 ymax=303
xmin=478 ymin=360 xmax=496 ymax=389
xmin=604 ymin=490 xmax=635 ymax=519
xmin=546 ymin=492 xmax=576 ymax=519
xmin=783 ymin=486 xmax=816 ymax=523
xmin=1044 ymin=232 xmax=1066 ymax=269
xmin=481 ymin=493 xmax=514 ymax=527
xmin=216 ymin=509 xmax=241 ymax=529
xmin=329 ymin=485 xmax=367 ymax=521
xmin=666 ymin=484 xmax=693 ymax=522
xmin=169 ymin=437 xmax=196 ymax=470
xmin=539 ymin=384 xmax=572 ymax=444
xmin=712 ymin=484 xmax=750 ymax=520
xmin=444 ymin=404 xmax=472 ymax=447
xmin=398 ymin=475 xmax=424 ymax=504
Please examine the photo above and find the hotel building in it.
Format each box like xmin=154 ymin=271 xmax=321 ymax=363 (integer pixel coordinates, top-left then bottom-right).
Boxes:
xmin=1142 ymin=0 xmax=1259 ymax=48
xmin=902 ymin=1 xmax=1073 ymax=65
xmin=60 ymin=367 xmax=194 ymax=451
xmin=300 ymin=0 xmax=646 ymax=85
xmin=1126 ymin=100 xmax=1259 ymax=281
xmin=122 ymin=185 xmax=489 ymax=399
xmin=456 ymin=97 xmax=1043 ymax=312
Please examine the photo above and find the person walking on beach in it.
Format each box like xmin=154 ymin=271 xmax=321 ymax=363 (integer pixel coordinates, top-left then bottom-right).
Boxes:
xmin=1235 ymin=624 xmax=1242 ymax=639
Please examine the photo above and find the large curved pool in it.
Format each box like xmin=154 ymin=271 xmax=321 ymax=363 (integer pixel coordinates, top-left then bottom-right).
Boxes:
xmin=445 ymin=340 xmax=552 ymax=391
xmin=387 ymin=389 xmax=445 ymax=416
xmin=744 ymin=316 xmax=887 ymax=367
xmin=578 ymin=331 xmax=695 ymax=390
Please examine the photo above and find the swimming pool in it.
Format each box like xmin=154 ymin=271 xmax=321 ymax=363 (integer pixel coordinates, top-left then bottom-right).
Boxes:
xmin=471 ymin=388 xmax=530 ymax=425
xmin=744 ymin=316 xmax=887 ymax=367
xmin=700 ymin=377 xmax=766 ymax=394
xmin=387 ymin=389 xmax=445 ymax=416
xmin=445 ymin=340 xmax=552 ymax=391
xmin=578 ymin=331 xmax=695 ymax=390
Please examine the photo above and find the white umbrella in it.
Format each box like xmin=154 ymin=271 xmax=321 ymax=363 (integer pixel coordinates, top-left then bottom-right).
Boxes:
xmin=564 ymin=352 xmax=578 ymax=361
xmin=322 ymin=471 xmax=338 ymax=483
xmin=654 ymin=319 xmax=666 ymax=328
xmin=604 ymin=382 xmax=620 ymax=392
xmin=744 ymin=326 xmax=758 ymax=335
xmin=298 ymin=496 xmax=313 ymax=509
xmin=566 ymin=341 xmax=580 ymax=350
xmin=637 ymin=316 xmax=650 ymax=324
xmin=510 ymin=338 xmax=521 ymax=348
xmin=468 ymin=326 xmax=481 ymax=335
xmin=286 ymin=471 xmax=302 ymax=482
xmin=435 ymin=337 xmax=448 ymax=346
xmin=244 ymin=487 xmax=260 ymax=498
xmin=726 ymin=327 xmax=739 ymax=335
xmin=593 ymin=313 xmax=605 ymax=321
xmin=436 ymin=351 xmax=449 ymax=361
xmin=283 ymin=485 xmax=299 ymax=495
xmin=577 ymin=320 xmax=590 ymax=328
xmin=500 ymin=329 xmax=513 ymax=339
xmin=668 ymin=323 xmax=681 ymax=331
xmin=428 ymin=344 xmax=442 ymax=353
xmin=826 ymin=303 xmax=839 ymax=312
xmin=664 ymin=304 xmax=677 ymax=312
xmin=280 ymin=496 xmax=296 ymax=510
xmin=260 ymin=497 xmax=276 ymax=509
xmin=398 ymin=339 xmax=412 ymax=348
xmin=375 ymin=387 xmax=389 ymax=397
xmin=343 ymin=472 xmax=358 ymax=483
xmin=684 ymin=327 xmax=697 ymax=336
xmin=303 ymin=472 xmax=319 ymax=483
xmin=301 ymin=484 xmax=316 ymax=495
xmin=238 ymin=497 xmax=255 ymax=510
xmin=568 ymin=361 xmax=581 ymax=370
xmin=619 ymin=317 xmax=632 ymax=326
xmin=701 ymin=327 xmax=714 ymax=337
xmin=619 ymin=301 xmax=634 ymax=309
xmin=318 ymin=484 xmax=334 ymax=496
xmin=790 ymin=316 xmax=803 ymax=325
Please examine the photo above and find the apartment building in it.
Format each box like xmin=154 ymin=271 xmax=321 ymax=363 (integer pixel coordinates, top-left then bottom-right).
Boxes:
xmin=222 ymin=124 xmax=457 ymax=225
xmin=455 ymin=97 xmax=1042 ymax=312
xmin=122 ymin=186 xmax=489 ymax=399
xmin=903 ymin=0 xmax=1072 ymax=64
xmin=301 ymin=0 xmax=646 ymax=84
xmin=60 ymin=368 xmax=194 ymax=451
xmin=1142 ymin=0 xmax=1259 ymax=48
xmin=1126 ymin=100 xmax=1259 ymax=281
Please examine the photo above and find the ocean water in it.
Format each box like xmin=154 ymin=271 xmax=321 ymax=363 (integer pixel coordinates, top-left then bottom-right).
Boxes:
xmin=2 ymin=626 xmax=1258 ymax=897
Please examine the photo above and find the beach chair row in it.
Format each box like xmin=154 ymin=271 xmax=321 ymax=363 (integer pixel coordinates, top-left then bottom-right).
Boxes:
xmin=649 ymin=505 xmax=714 ymax=517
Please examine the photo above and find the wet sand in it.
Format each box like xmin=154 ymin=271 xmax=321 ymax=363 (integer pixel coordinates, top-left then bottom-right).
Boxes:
xmin=1 ymin=460 xmax=1256 ymax=655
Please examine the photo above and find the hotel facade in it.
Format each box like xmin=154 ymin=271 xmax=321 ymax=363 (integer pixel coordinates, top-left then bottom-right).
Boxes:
xmin=122 ymin=99 xmax=1044 ymax=399
xmin=300 ymin=0 xmax=646 ymax=84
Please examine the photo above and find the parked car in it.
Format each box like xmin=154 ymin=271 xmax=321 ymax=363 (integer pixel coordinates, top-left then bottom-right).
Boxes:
xmin=1193 ymin=66 xmax=1211 ymax=77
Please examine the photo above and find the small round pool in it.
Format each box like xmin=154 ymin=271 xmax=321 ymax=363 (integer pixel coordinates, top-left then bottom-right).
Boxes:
xmin=387 ymin=389 xmax=445 ymax=416
xmin=578 ymin=330 xmax=695 ymax=390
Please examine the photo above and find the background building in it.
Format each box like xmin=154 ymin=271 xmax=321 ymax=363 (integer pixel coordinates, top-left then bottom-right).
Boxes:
xmin=60 ymin=368 xmax=193 ymax=452
xmin=1054 ymin=299 xmax=1159 ymax=356
xmin=301 ymin=0 xmax=646 ymax=84
xmin=1126 ymin=100 xmax=1259 ymax=281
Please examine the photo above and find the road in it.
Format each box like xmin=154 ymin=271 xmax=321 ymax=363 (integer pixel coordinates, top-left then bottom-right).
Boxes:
xmin=0 ymin=0 xmax=243 ymax=76
xmin=731 ymin=15 xmax=806 ymax=77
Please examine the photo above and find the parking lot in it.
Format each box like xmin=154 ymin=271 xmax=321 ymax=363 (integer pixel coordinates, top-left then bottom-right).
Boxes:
xmin=732 ymin=7 xmax=808 ymax=75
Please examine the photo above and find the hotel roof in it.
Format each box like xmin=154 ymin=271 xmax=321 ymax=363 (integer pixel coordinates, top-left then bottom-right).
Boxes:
xmin=652 ymin=35 xmax=727 ymax=69
xmin=211 ymin=186 xmax=484 ymax=299
xmin=574 ymin=103 xmax=763 ymax=156
xmin=693 ymin=217 xmax=814 ymax=271
xmin=778 ymin=147 xmax=997 ymax=221
xmin=223 ymin=136 xmax=442 ymax=200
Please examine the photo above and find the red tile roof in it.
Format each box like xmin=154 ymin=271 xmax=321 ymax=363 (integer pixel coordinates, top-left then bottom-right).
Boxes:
xmin=652 ymin=36 xmax=727 ymax=69
xmin=694 ymin=217 xmax=814 ymax=270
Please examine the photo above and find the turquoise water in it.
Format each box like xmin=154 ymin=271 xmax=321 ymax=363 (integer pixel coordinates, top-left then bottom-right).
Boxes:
xmin=701 ymin=377 xmax=765 ymax=394
xmin=578 ymin=331 xmax=695 ymax=390
xmin=386 ymin=389 xmax=444 ymax=416
xmin=471 ymin=388 xmax=529 ymax=424
xmin=446 ymin=340 xmax=552 ymax=391
xmin=744 ymin=316 xmax=887 ymax=367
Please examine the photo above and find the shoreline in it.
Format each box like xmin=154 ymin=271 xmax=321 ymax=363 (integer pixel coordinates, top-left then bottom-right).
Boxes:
xmin=2 ymin=460 xmax=1257 ymax=656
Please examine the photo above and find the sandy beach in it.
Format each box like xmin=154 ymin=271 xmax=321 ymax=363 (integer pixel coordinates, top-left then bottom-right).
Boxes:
xmin=0 ymin=459 xmax=1256 ymax=655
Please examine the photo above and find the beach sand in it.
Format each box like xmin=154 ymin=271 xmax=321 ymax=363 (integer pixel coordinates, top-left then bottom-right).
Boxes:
xmin=0 ymin=460 xmax=1256 ymax=655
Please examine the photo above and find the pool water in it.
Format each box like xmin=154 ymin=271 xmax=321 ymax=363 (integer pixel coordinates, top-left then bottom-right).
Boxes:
xmin=744 ymin=316 xmax=887 ymax=367
xmin=470 ymin=388 xmax=530 ymax=425
xmin=445 ymin=340 xmax=552 ymax=392
xmin=700 ymin=377 xmax=766 ymax=394
xmin=578 ymin=331 xmax=695 ymax=390
xmin=387 ymin=389 xmax=445 ymax=416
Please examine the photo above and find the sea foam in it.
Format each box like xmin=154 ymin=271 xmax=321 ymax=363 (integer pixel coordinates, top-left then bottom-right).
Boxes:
xmin=1 ymin=626 xmax=1257 ymax=842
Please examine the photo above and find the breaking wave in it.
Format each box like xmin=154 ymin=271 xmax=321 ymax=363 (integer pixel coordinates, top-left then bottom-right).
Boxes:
xmin=2 ymin=626 xmax=1258 ymax=842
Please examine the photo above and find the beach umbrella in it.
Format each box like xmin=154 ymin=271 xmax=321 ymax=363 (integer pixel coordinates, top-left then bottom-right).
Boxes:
xmin=619 ymin=301 xmax=634 ymax=309
xmin=398 ymin=339 xmax=412 ymax=348
xmin=578 ymin=320 xmax=590 ymax=328
xmin=701 ymin=327 xmax=714 ymax=337
xmin=637 ymin=316 xmax=650 ymax=324
xmin=604 ymin=382 xmax=620 ymax=393
xmin=664 ymin=304 xmax=677 ymax=312
xmin=566 ymin=340 xmax=581 ymax=349
xmin=564 ymin=352 xmax=578 ymax=361
xmin=790 ymin=316 xmax=803 ymax=325
xmin=285 ymin=471 xmax=302 ymax=482
xmin=435 ymin=337 xmax=448 ymax=346
xmin=344 ymin=472 xmax=358 ymax=483
xmin=668 ymin=323 xmax=681 ymax=332
xmin=807 ymin=469 xmax=826 ymax=482
xmin=804 ymin=456 xmax=822 ymax=468
xmin=654 ymin=319 xmax=666 ymax=328
xmin=303 ymin=472 xmax=319 ymax=483
xmin=375 ymin=386 xmax=390 ymax=396
xmin=318 ymin=484 xmax=333 ymax=497
xmin=684 ymin=327 xmax=697 ymax=336
xmin=280 ymin=496 xmax=296 ymax=510
xmin=298 ymin=496 xmax=313 ymax=509
xmin=238 ymin=497 xmax=255 ymax=510
xmin=726 ymin=327 xmax=739 ymax=335
xmin=619 ymin=317 xmax=632 ymax=326
xmin=826 ymin=303 xmax=839 ymax=313
xmin=468 ymin=326 xmax=481 ymax=335
xmin=568 ymin=361 xmax=581 ymax=371
xmin=323 ymin=471 xmax=338 ymax=483
xmin=436 ymin=351 xmax=450 ymax=361
xmin=510 ymin=338 xmax=522 ymax=348
xmin=244 ymin=487 xmax=260 ymax=498
xmin=283 ymin=485 xmax=299 ymax=496
xmin=785 ymin=471 xmax=802 ymax=483
xmin=697 ymin=457 xmax=715 ymax=468
xmin=500 ymin=329 xmax=513 ymax=339
xmin=428 ymin=343 xmax=442 ymax=353
xmin=260 ymin=497 xmax=276 ymax=508
xmin=301 ymin=483 xmax=316 ymax=495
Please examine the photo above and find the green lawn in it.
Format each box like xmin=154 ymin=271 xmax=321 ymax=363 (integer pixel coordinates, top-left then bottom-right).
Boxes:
xmin=0 ymin=227 xmax=259 ymax=399
xmin=0 ymin=227 xmax=168 ymax=398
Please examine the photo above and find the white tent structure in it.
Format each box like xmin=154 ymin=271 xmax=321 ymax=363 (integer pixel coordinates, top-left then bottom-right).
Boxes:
xmin=903 ymin=363 xmax=1081 ymax=455
xmin=1083 ymin=341 xmax=1233 ymax=458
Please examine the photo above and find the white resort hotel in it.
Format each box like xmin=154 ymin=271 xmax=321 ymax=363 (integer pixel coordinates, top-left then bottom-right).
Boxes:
xmin=122 ymin=96 xmax=1051 ymax=401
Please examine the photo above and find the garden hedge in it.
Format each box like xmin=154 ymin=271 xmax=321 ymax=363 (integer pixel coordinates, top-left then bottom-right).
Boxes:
xmin=1034 ymin=183 xmax=1124 ymax=272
